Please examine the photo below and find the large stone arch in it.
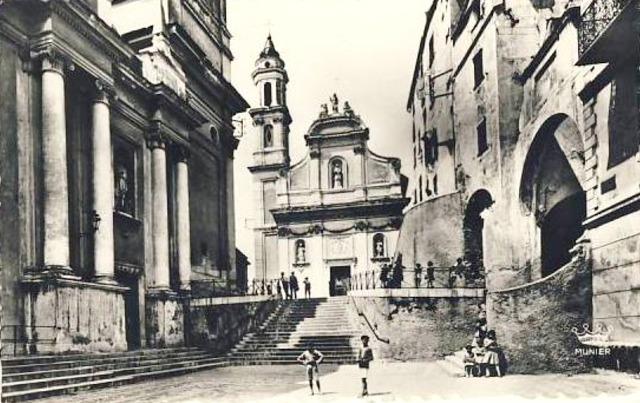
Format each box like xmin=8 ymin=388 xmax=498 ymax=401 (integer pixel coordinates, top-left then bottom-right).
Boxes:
xmin=519 ymin=113 xmax=584 ymax=213
xmin=518 ymin=114 xmax=586 ymax=276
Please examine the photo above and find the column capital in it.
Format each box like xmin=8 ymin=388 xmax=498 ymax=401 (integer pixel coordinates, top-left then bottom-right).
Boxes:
xmin=146 ymin=129 xmax=168 ymax=150
xmin=93 ymin=80 xmax=116 ymax=105
xmin=173 ymin=144 xmax=191 ymax=162
xmin=37 ymin=48 xmax=74 ymax=76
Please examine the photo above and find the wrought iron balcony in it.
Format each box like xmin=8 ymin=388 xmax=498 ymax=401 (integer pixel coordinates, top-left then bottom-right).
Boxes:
xmin=578 ymin=0 xmax=637 ymax=65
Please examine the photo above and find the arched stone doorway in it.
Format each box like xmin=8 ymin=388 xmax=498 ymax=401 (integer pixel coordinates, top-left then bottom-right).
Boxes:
xmin=519 ymin=115 xmax=585 ymax=277
xmin=463 ymin=189 xmax=493 ymax=276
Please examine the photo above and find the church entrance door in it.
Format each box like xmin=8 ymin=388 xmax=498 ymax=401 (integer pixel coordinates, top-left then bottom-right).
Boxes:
xmin=329 ymin=266 xmax=350 ymax=296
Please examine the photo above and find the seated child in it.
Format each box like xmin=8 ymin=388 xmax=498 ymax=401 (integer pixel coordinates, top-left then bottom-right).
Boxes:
xmin=472 ymin=339 xmax=486 ymax=377
xmin=463 ymin=345 xmax=475 ymax=377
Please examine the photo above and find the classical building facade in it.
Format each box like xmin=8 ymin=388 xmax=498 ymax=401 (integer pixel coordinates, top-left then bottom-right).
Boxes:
xmin=0 ymin=0 xmax=247 ymax=354
xmin=398 ymin=0 xmax=640 ymax=371
xmin=249 ymin=38 xmax=409 ymax=297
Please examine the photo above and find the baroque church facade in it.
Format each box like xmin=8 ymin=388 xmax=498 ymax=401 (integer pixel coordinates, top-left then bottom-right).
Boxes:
xmin=249 ymin=37 xmax=409 ymax=297
xmin=0 ymin=0 xmax=247 ymax=354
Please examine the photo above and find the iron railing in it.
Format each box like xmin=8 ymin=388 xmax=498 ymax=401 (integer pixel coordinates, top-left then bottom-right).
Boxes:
xmin=348 ymin=266 xmax=486 ymax=291
xmin=579 ymin=0 xmax=632 ymax=57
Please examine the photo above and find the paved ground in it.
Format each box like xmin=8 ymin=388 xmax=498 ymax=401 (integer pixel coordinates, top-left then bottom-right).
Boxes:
xmin=38 ymin=362 xmax=640 ymax=402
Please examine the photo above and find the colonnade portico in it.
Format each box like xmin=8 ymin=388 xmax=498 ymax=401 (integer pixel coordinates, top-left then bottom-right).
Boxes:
xmin=37 ymin=50 xmax=193 ymax=293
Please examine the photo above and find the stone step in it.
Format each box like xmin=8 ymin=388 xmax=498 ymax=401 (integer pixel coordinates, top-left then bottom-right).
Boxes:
xmin=3 ymin=354 xmax=224 ymax=383
xmin=436 ymin=358 xmax=465 ymax=378
xmin=2 ymin=347 xmax=201 ymax=366
xmin=2 ymin=359 xmax=228 ymax=402
xmin=3 ymin=350 xmax=214 ymax=374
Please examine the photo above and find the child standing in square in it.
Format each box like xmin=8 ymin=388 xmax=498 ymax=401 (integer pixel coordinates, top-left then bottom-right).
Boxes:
xmin=297 ymin=344 xmax=324 ymax=395
xmin=357 ymin=335 xmax=374 ymax=397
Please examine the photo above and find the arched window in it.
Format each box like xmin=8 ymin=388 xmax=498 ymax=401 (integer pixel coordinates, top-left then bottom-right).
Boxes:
xmin=264 ymin=82 xmax=272 ymax=107
xmin=263 ymin=124 xmax=273 ymax=148
xmin=276 ymin=81 xmax=283 ymax=105
xmin=330 ymin=158 xmax=346 ymax=189
xmin=373 ymin=233 xmax=385 ymax=258
xmin=295 ymin=239 xmax=306 ymax=263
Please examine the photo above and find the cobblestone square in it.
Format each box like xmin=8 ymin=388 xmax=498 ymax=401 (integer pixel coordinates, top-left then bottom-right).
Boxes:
xmin=36 ymin=362 xmax=640 ymax=403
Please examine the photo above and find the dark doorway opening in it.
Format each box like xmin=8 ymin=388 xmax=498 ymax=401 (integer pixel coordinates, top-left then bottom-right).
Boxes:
xmin=463 ymin=190 xmax=493 ymax=275
xmin=540 ymin=192 xmax=586 ymax=276
xmin=117 ymin=272 xmax=141 ymax=350
xmin=329 ymin=266 xmax=351 ymax=296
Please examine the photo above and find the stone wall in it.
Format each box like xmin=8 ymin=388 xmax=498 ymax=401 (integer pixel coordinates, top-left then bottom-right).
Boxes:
xmin=349 ymin=295 xmax=483 ymax=362
xmin=487 ymin=243 xmax=592 ymax=374
xmin=145 ymin=294 xmax=185 ymax=348
xmin=24 ymin=278 xmax=128 ymax=354
xmin=188 ymin=297 xmax=278 ymax=354
xmin=395 ymin=192 xmax=465 ymax=271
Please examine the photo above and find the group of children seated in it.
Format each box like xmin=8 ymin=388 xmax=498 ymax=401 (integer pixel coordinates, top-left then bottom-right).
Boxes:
xmin=462 ymin=308 xmax=503 ymax=377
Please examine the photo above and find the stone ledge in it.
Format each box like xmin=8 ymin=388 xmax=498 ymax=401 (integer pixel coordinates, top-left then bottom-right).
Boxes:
xmin=190 ymin=295 xmax=275 ymax=307
xmin=348 ymin=288 xmax=485 ymax=298
xmin=21 ymin=273 xmax=129 ymax=293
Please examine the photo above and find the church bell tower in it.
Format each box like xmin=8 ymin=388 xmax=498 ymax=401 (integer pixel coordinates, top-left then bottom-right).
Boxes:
xmin=248 ymin=35 xmax=292 ymax=281
xmin=249 ymin=35 xmax=292 ymax=169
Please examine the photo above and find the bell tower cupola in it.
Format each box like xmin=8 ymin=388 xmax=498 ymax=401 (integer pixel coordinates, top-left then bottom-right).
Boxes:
xmin=248 ymin=35 xmax=292 ymax=170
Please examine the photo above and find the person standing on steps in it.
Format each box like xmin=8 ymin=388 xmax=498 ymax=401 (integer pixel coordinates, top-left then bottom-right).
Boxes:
xmin=280 ymin=272 xmax=290 ymax=300
xmin=290 ymin=271 xmax=299 ymax=299
xmin=303 ymin=277 xmax=311 ymax=299
xmin=297 ymin=344 xmax=324 ymax=396
xmin=357 ymin=335 xmax=373 ymax=397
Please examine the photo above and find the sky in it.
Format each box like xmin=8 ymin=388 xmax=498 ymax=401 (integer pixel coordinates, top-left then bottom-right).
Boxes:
xmin=227 ymin=0 xmax=428 ymax=271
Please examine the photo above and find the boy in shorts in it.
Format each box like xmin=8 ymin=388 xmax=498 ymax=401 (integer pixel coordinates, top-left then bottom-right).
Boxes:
xmin=357 ymin=335 xmax=374 ymax=397
xmin=297 ymin=344 xmax=324 ymax=395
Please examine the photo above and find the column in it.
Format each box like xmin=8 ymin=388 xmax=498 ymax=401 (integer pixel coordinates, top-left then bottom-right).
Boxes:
xmin=41 ymin=53 xmax=71 ymax=272
xmin=148 ymin=134 xmax=171 ymax=290
xmin=92 ymin=82 xmax=116 ymax=284
xmin=175 ymin=146 xmax=191 ymax=291
xmin=226 ymin=156 xmax=237 ymax=282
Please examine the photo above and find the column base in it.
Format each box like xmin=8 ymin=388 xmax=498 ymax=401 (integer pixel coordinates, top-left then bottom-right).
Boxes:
xmin=26 ymin=265 xmax=81 ymax=281
xmin=94 ymin=275 xmax=120 ymax=286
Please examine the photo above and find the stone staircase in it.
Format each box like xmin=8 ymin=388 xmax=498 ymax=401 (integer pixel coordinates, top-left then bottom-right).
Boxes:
xmin=1 ymin=347 xmax=227 ymax=401
xmin=228 ymin=297 xmax=360 ymax=365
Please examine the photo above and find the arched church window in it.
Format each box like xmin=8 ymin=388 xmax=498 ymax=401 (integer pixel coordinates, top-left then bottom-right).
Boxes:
xmin=373 ymin=233 xmax=385 ymax=258
xmin=295 ymin=239 xmax=306 ymax=263
xmin=263 ymin=124 xmax=273 ymax=148
xmin=330 ymin=158 xmax=346 ymax=189
xmin=264 ymin=82 xmax=272 ymax=107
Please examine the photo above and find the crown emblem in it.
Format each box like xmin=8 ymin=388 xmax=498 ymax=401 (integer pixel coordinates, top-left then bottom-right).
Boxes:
xmin=571 ymin=323 xmax=611 ymax=345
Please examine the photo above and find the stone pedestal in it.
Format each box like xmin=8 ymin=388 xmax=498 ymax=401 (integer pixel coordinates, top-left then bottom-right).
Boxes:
xmin=92 ymin=82 xmax=116 ymax=284
xmin=22 ymin=274 xmax=128 ymax=353
xmin=145 ymin=290 xmax=185 ymax=348
xmin=41 ymin=54 xmax=71 ymax=273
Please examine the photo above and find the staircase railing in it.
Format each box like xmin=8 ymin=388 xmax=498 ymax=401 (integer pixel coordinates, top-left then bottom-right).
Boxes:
xmin=348 ymin=295 xmax=390 ymax=344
